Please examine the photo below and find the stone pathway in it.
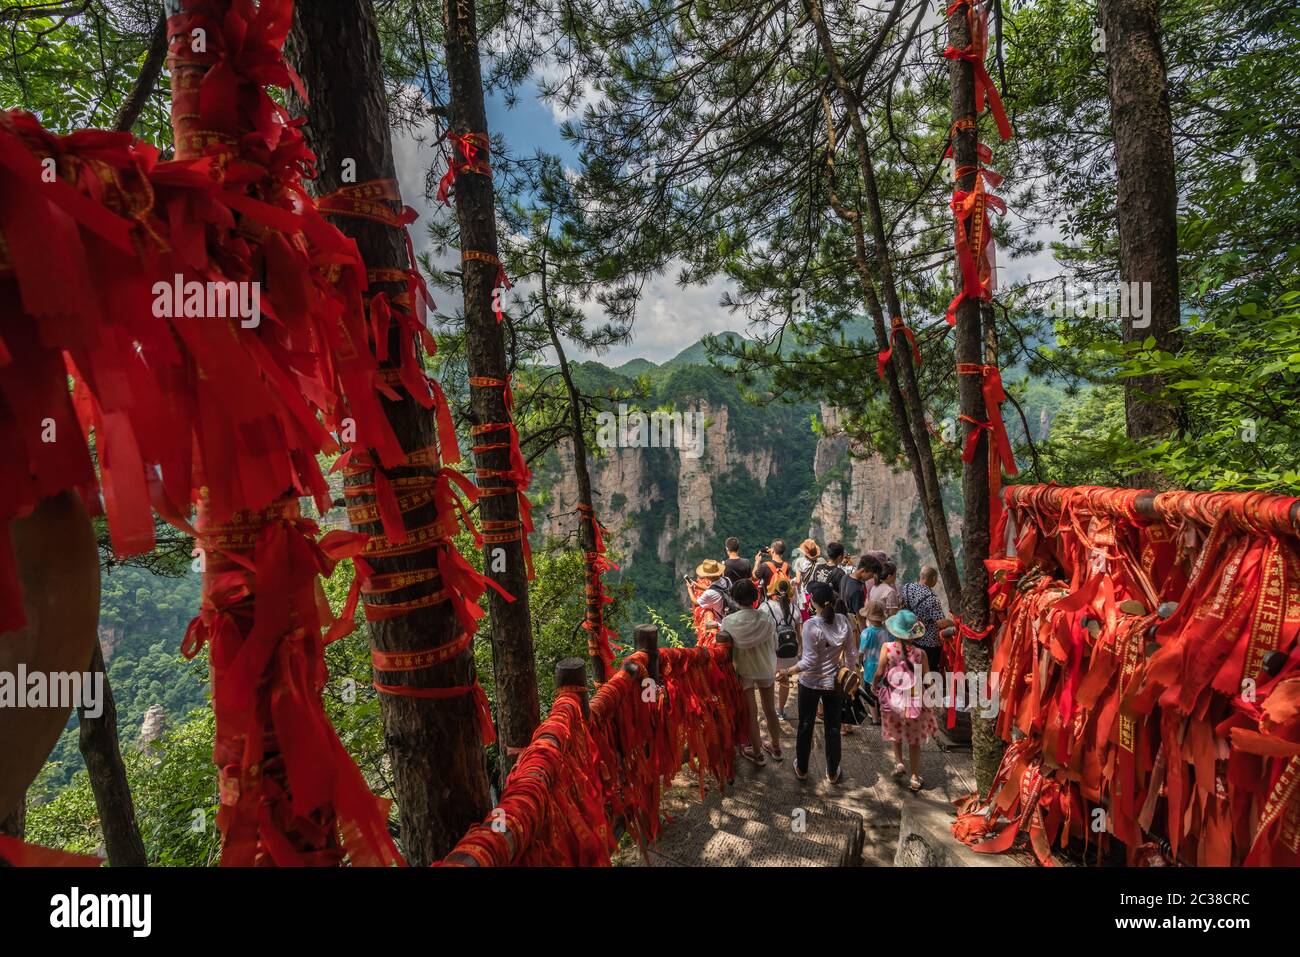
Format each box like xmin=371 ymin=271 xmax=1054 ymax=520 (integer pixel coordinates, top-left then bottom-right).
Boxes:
xmin=627 ymin=703 xmax=979 ymax=867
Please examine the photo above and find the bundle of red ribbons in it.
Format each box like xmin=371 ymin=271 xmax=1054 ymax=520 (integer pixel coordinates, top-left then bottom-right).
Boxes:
xmin=0 ymin=0 xmax=492 ymax=865
xmin=954 ymin=485 xmax=1300 ymax=866
xmin=440 ymin=644 xmax=745 ymax=865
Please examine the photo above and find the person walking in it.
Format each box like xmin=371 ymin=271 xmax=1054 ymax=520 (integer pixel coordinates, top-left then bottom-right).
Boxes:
xmin=720 ymin=579 xmax=782 ymax=764
xmin=777 ymin=581 xmax=853 ymax=784
xmin=763 ymin=577 xmax=802 ymax=721
xmin=871 ymin=609 xmax=939 ymax=792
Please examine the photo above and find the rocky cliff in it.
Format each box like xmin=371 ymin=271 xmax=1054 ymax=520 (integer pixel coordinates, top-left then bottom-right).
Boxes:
xmin=534 ymin=358 xmax=956 ymax=617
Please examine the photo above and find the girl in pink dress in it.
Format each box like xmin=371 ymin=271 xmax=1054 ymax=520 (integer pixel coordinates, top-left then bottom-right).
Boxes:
xmin=871 ymin=610 xmax=938 ymax=792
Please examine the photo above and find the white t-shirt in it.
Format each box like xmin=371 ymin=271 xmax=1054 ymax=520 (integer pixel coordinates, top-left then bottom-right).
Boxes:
xmin=720 ymin=607 xmax=777 ymax=681
xmin=797 ymin=613 xmax=853 ymax=690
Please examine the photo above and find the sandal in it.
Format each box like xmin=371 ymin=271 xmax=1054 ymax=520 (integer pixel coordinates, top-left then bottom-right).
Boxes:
xmin=827 ymin=768 xmax=843 ymax=785
xmin=740 ymin=747 xmax=767 ymax=767
xmin=793 ymin=765 xmax=809 ymax=781
xmin=892 ymin=762 xmax=907 ymax=777
xmin=909 ymin=774 xmax=924 ymax=792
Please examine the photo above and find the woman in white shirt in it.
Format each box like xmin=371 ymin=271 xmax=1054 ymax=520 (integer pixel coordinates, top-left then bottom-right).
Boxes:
xmin=720 ymin=578 xmax=782 ymax=764
xmin=776 ymin=581 xmax=852 ymax=783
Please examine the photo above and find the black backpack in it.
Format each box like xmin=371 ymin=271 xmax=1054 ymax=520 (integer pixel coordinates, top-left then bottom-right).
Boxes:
xmin=767 ymin=601 xmax=799 ymax=659
xmin=707 ymin=579 xmax=741 ymax=615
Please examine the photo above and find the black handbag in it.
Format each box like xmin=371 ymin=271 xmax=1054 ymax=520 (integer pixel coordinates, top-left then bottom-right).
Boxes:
xmin=841 ymin=686 xmax=871 ymax=726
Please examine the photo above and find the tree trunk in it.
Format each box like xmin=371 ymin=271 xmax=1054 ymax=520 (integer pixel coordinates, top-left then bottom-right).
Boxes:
xmin=539 ymin=258 xmax=606 ymax=681
xmin=947 ymin=3 xmax=1002 ymax=793
xmin=806 ymin=0 xmax=963 ymax=608
xmin=441 ymin=0 xmax=541 ymax=769
xmin=1098 ymin=0 xmax=1182 ymax=474
xmin=287 ymin=0 xmax=492 ymax=865
xmin=78 ymin=642 xmax=148 ymax=865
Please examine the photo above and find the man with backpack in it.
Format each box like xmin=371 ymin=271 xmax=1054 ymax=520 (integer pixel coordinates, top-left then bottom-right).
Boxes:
xmin=808 ymin=542 xmax=846 ymax=594
xmin=692 ymin=558 xmax=741 ymax=642
xmin=755 ymin=539 xmax=792 ymax=593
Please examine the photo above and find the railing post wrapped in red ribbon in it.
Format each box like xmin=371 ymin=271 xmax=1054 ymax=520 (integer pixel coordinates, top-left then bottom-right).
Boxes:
xmin=954 ymin=484 xmax=1300 ymax=866
xmin=438 ymin=636 xmax=746 ymax=866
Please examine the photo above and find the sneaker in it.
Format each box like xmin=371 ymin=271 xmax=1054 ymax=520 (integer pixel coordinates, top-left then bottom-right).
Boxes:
xmin=777 ymin=708 xmax=787 ymax=722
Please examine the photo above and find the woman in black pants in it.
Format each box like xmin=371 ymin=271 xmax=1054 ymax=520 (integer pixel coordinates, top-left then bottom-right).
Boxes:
xmin=776 ymin=582 xmax=853 ymax=784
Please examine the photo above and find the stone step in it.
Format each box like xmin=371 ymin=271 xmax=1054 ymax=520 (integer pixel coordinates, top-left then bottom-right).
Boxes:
xmin=646 ymin=788 xmax=864 ymax=867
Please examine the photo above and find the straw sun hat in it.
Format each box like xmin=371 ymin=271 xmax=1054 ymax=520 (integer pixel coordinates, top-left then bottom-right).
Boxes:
xmin=695 ymin=558 xmax=726 ymax=579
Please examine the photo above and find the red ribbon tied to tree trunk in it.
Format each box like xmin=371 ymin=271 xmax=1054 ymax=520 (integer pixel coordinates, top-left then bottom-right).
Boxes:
xmin=957 ymin=363 xmax=1018 ymax=541
xmin=943 ymin=0 xmax=1013 ymax=141
xmin=876 ymin=317 xmax=922 ymax=380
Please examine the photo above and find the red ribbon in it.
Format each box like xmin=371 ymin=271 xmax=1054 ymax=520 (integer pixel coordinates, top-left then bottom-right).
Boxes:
xmin=942 ymin=2 xmax=1012 ymax=141
xmin=958 ymin=363 xmax=1018 ymax=540
xmin=876 ymin=317 xmax=922 ymax=380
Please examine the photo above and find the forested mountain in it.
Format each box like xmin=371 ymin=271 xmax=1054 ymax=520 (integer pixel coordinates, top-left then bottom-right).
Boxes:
xmin=530 ymin=334 xmax=1079 ymax=622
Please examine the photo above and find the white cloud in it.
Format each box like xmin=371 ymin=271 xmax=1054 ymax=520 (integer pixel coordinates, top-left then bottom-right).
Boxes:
xmin=595 ymin=269 xmax=738 ymax=366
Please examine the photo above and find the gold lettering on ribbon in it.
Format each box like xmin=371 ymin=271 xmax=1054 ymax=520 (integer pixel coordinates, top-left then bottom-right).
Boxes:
xmin=1244 ymin=541 xmax=1289 ymax=678
xmin=1117 ymin=620 xmax=1143 ymax=753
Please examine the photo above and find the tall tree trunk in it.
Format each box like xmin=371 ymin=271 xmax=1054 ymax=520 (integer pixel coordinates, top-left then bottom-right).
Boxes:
xmin=441 ymin=0 xmax=541 ymax=767
xmin=947 ymin=3 xmax=1002 ymax=792
xmin=1098 ymin=0 xmax=1182 ymax=476
xmin=806 ymin=0 xmax=962 ymax=608
xmin=78 ymin=642 xmax=148 ymax=865
xmin=287 ymin=0 xmax=493 ymax=865
xmin=538 ymin=255 xmax=605 ymax=681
